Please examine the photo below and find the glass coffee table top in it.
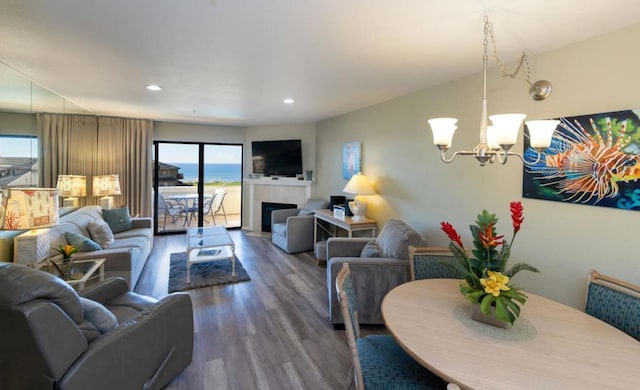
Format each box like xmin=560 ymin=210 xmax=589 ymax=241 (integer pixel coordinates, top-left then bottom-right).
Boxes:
xmin=41 ymin=258 xmax=106 ymax=288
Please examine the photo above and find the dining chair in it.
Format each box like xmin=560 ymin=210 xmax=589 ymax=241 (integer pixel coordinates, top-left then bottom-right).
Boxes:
xmin=336 ymin=263 xmax=448 ymax=390
xmin=408 ymin=246 xmax=461 ymax=281
xmin=585 ymin=269 xmax=640 ymax=340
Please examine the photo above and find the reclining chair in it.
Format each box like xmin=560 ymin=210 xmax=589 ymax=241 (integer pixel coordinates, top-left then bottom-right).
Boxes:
xmin=0 ymin=262 xmax=194 ymax=390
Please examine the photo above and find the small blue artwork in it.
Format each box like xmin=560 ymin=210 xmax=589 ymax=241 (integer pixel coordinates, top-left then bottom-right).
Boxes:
xmin=343 ymin=141 xmax=361 ymax=180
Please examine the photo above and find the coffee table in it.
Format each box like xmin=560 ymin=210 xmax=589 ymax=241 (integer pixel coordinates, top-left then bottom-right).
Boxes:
xmin=42 ymin=258 xmax=106 ymax=290
xmin=186 ymin=226 xmax=235 ymax=283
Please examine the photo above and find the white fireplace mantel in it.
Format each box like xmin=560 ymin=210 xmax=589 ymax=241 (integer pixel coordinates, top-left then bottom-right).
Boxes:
xmin=243 ymin=178 xmax=313 ymax=231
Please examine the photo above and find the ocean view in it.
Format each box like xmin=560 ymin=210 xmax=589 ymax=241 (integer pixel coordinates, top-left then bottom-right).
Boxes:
xmin=172 ymin=163 xmax=242 ymax=183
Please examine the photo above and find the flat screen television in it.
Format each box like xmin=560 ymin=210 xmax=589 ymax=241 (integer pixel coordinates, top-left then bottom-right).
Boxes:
xmin=251 ymin=139 xmax=303 ymax=177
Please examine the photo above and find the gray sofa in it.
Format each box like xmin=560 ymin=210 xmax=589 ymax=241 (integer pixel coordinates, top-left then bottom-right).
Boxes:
xmin=271 ymin=199 xmax=329 ymax=253
xmin=0 ymin=262 xmax=193 ymax=390
xmin=48 ymin=205 xmax=153 ymax=290
xmin=326 ymin=219 xmax=427 ymax=325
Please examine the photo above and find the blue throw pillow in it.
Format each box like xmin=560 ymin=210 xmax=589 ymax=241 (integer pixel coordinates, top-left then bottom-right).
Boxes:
xmin=102 ymin=207 xmax=133 ymax=234
xmin=65 ymin=231 xmax=102 ymax=252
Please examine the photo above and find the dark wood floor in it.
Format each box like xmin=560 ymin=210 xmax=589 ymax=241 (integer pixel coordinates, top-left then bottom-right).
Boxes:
xmin=135 ymin=230 xmax=386 ymax=390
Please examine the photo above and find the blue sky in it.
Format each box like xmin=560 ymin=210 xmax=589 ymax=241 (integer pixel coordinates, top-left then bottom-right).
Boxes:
xmin=0 ymin=137 xmax=38 ymax=158
xmin=158 ymin=144 xmax=243 ymax=164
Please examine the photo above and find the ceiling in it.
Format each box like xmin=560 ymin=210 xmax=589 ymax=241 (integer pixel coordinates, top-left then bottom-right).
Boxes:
xmin=2 ymin=0 xmax=640 ymax=127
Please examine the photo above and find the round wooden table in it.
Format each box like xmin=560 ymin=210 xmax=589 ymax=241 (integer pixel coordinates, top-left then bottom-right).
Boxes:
xmin=382 ymin=279 xmax=640 ymax=389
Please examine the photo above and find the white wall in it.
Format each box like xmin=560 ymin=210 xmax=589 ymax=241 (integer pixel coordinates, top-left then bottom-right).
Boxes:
xmin=315 ymin=23 xmax=640 ymax=309
xmin=242 ymin=123 xmax=317 ymax=227
xmin=0 ymin=111 xmax=35 ymax=135
xmin=154 ymin=121 xmax=245 ymax=144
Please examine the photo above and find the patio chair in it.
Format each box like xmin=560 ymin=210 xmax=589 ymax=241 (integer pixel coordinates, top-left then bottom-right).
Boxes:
xmin=336 ymin=262 xmax=447 ymax=390
xmin=408 ymin=246 xmax=461 ymax=281
xmin=158 ymin=194 xmax=185 ymax=229
xmin=585 ymin=269 xmax=640 ymax=340
xmin=209 ymin=188 xmax=228 ymax=225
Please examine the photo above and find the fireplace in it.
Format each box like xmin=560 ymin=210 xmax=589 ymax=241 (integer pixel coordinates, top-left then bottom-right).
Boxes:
xmin=261 ymin=202 xmax=297 ymax=232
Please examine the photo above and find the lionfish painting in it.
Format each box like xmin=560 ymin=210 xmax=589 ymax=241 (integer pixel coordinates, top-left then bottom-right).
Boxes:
xmin=523 ymin=109 xmax=640 ymax=211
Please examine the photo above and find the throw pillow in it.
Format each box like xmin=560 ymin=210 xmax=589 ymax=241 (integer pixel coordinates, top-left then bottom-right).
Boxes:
xmin=65 ymin=231 xmax=102 ymax=252
xmin=88 ymin=219 xmax=115 ymax=249
xmin=376 ymin=219 xmax=427 ymax=259
xmin=360 ymin=240 xmax=381 ymax=258
xmin=102 ymin=207 xmax=133 ymax=234
xmin=79 ymin=297 xmax=118 ymax=334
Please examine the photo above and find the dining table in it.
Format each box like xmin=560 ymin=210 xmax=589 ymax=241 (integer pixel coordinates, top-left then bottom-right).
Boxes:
xmin=381 ymin=278 xmax=640 ymax=390
xmin=167 ymin=193 xmax=211 ymax=226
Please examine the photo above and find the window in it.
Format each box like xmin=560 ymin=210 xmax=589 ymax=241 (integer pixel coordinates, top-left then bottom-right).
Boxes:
xmin=0 ymin=135 xmax=39 ymax=187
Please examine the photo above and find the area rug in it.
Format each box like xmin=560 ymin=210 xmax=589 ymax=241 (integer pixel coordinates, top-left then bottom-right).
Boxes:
xmin=168 ymin=252 xmax=251 ymax=293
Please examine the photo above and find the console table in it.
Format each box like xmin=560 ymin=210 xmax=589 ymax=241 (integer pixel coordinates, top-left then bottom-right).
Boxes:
xmin=313 ymin=209 xmax=377 ymax=242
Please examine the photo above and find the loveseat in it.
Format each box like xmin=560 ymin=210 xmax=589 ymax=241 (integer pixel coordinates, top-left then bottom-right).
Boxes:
xmin=326 ymin=219 xmax=427 ymax=325
xmin=0 ymin=262 xmax=193 ymax=390
xmin=47 ymin=205 xmax=153 ymax=290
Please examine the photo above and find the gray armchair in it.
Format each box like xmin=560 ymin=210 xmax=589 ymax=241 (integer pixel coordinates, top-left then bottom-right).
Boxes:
xmin=326 ymin=219 xmax=427 ymax=325
xmin=0 ymin=263 xmax=193 ymax=390
xmin=271 ymin=198 xmax=329 ymax=253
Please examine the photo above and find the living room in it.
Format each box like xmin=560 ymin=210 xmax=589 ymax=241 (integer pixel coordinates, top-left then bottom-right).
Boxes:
xmin=2 ymin=2 xmax=640 ymax=389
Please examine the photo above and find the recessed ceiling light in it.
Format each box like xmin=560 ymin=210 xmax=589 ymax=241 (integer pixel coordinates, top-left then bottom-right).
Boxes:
xmin=283 ymin=98 xmax=295 ymax=104
xmin=146 ymin=84 xmax=162 ymax=91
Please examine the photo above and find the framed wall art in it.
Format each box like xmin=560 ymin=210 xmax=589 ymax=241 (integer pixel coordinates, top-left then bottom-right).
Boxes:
xmin=522 ymin=109 xmax=640 ymax=211
xmin=343 ymin=141 xmax=361 ymax=179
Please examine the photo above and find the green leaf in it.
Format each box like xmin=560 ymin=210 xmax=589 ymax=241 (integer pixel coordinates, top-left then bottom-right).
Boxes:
xmin=505 ymin=262 xmax=540 ymax=278
xmin=466 ymin=290 xmax=484 ymax=303
xmin=480 ymin=294 xmax=495 ymax=315
xmin=504 ymin=298 xmax=521 ymax=318
xmin=494 ymin=297 xmax=515 ymax=323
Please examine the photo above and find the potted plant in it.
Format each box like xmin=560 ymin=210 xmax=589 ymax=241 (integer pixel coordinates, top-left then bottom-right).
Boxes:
xmin=440 ymin=201 xmax=539 ymax=326
xmin=51 ymin=244 xmax=78 ymax=277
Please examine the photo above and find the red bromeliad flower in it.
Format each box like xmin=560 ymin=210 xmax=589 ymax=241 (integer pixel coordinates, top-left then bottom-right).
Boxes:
xmin=440 ymin=222 xmax=464 ymax=248
xmin=510 ymin=201 xmax=524 ymax=233
xmin=478 ymin=225 xmax=504 ymax=248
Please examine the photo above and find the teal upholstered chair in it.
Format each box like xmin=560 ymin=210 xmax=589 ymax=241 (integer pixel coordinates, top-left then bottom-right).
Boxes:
xmin=408 ymin=246 xmax=460 ymax=281
xmin=585 ymin=269 xmax=640 ymax=341
xmin=336 ymin=263 xmax=448 ymax=390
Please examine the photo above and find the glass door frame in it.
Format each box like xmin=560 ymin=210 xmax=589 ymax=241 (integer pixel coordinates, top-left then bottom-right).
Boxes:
xmin=153 ymin=141 xmax=243 ymax=235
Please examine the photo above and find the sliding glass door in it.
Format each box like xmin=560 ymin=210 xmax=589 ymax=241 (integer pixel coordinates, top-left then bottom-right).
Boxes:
xmin=153 ymin=142 xmax=242 ymax=234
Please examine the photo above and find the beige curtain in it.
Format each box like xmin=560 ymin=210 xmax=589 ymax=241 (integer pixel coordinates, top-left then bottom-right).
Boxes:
xmin=96 ymin=117 xmax=153 ymax=217
xmin=37 ymin=113 xmax=153 ymax=217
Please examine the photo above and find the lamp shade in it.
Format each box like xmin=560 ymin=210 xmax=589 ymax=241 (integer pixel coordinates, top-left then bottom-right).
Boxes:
xmin=526 ymin=120 xmax=560 ymax=149
xmin=56 ymin=175 xmax=87 ymax=197
xmin=343 ymin=173 xmax=376 ymax=196
xmin=0 ymin=188 xmax=59 ymax=230
xmin=92 ymin=175 xmax=121 ymax=196
xmin=428 ymin=117 xmax=458 ymax=148
xmin=489 ymin=114 xmax=526 ymax=146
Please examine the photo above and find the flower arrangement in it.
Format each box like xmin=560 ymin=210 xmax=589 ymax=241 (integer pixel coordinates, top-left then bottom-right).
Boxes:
xmin=440 ymin=201 xmax=539 ymax=324
xmin=53 ymin=244 xmax=77 ymax=262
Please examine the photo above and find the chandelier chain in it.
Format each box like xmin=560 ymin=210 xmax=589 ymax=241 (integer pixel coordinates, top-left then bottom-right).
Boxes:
xmin=484 ymin=16 xmax=532 ymax=86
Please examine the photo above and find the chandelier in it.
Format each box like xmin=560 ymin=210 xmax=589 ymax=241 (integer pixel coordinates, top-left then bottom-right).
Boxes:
xmin=428 ymin=16 xmax=559 ymax=166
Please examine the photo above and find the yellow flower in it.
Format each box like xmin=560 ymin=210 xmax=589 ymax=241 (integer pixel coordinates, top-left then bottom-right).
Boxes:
xmin=480 ymin=271 xmax=511 ymax=297
xmin=54 ymin=244 xmax=77 ymax=259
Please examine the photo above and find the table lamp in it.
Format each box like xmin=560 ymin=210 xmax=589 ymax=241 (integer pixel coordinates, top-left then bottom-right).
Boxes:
xmin=92 ymin=175 xmax=121 ymax=209
xmin=56 ymin=175 xmax=87 ymax=207
xmin=0 ymin=187 xmax=59 ymax=265
xmin=342 ymin=172 xmax=376 ymax=220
